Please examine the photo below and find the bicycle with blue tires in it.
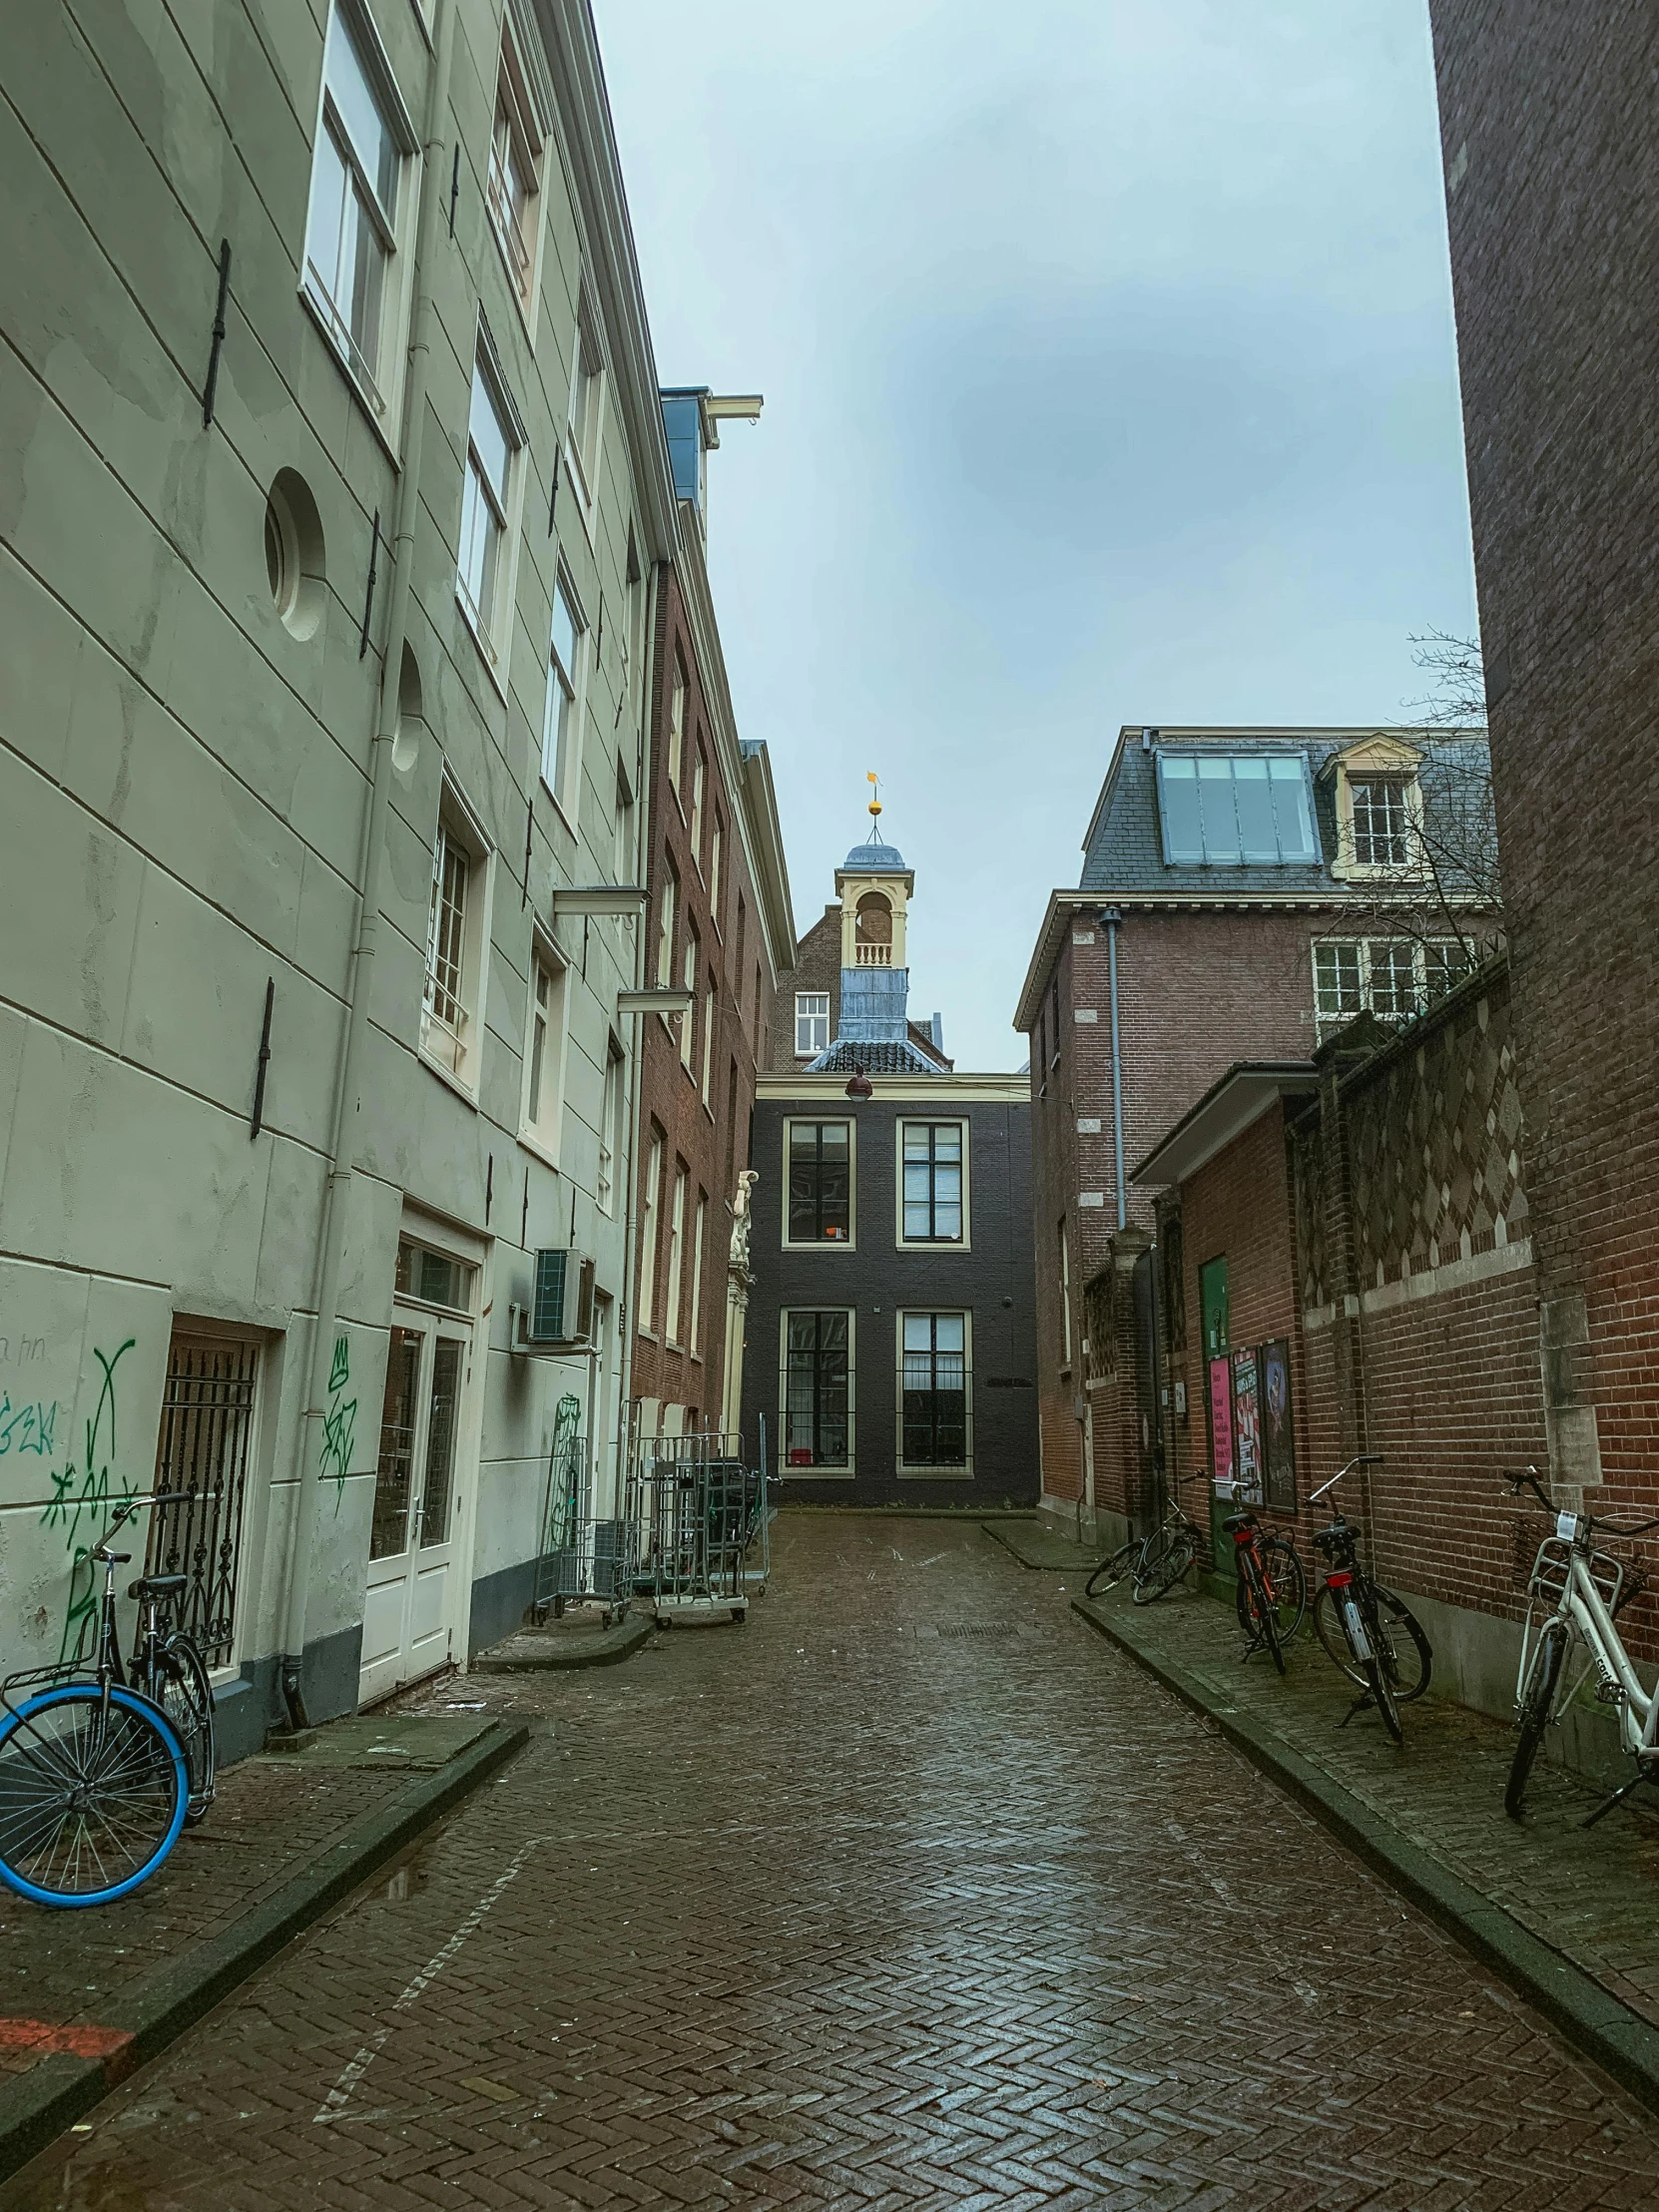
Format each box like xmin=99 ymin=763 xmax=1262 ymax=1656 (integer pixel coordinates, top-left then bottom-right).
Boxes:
xmin=0 ymin=1492 xmax=216 ymax=1908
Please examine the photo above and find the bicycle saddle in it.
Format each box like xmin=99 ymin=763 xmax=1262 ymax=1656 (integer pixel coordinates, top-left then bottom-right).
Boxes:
xmin=1221 ymin=1512 xmax=1254 ymax=1535
xmin=128 ymin=1573 xmax=188 ymax=1600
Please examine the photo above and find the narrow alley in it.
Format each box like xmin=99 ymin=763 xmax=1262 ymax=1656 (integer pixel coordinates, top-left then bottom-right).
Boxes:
xmin=8 ymin=1515 xmax=1657 ymax=2211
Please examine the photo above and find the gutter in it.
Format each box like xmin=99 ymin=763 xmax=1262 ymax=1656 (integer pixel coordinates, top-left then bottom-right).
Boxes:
xmin=277 ymin=1 xmax=459 ymax=1724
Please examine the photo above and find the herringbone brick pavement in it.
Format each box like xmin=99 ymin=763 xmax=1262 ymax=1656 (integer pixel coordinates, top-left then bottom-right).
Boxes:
xmin=8 ymin=1513 xmax=1659 ymax=2210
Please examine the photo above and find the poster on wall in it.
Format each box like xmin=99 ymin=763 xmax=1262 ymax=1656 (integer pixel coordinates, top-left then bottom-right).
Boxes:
xmin=1208 ymin=1357 xmax=1234 ymax=1492
xmin=1261 ymin=1338 xmax=1296 ymax=1509
xmin=1232 ymin=1347 xmax=1263 ymax=1504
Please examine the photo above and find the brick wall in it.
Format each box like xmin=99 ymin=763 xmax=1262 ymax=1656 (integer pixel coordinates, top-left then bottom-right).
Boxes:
xmin=633 ymin=563 xmax=773 ymax=1428
xmin=1430 ymin=3 xmax=1659 ymax=1508
xmin=766 ymin=907 xmax=839 ymax=1072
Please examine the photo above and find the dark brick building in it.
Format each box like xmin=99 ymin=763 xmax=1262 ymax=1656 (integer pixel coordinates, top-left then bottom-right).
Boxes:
xmin=1428 ymin=6 xmax=1659 ymax=1507
xmin=1014 ymin=725 xmax=1496 ymax=1542
xmin=631 ymin=394 xmax=794 ymax=1441
xmin=743 ymin=829 xmax=1037 ymax=1504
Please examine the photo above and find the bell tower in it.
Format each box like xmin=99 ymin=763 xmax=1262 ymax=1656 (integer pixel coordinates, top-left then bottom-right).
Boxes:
xmin=832 ymin=785 xmax=914 ymax=1047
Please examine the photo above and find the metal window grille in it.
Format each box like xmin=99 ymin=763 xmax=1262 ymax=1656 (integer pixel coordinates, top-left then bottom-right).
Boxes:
xmin=1351 ymin=777 xmax=1411 ymax=866
xmin=147 ymin=1334 xmax=260 ymax=1665
xmin=783 ymin=1311 xmax=849 ymax=1466
xmin=901 ymin=1314 xmax=967 ymax=1466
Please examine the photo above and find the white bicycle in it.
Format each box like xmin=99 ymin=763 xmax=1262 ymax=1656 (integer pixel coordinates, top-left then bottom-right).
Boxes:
xmin=1505 ymin=1466 xmax=1659 ymax=1826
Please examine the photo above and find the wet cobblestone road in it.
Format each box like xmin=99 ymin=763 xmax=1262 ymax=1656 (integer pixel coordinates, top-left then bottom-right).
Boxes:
xmin=11 ymin=1513 xmax=1659 ymax=2209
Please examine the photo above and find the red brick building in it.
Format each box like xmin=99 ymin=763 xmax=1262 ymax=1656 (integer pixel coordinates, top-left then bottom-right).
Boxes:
xmin=1428 ymin=6 xmax=1659 ymax=1510
xmin=1014 ymin=725 xmax=1495 ymax=1540
xmin=630 ymin=397 xmax=794 ymax=1442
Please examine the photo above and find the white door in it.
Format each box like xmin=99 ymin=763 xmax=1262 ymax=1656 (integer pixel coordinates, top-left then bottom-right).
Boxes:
xmin=360 ymin=1310 xmax=469 ymax=1705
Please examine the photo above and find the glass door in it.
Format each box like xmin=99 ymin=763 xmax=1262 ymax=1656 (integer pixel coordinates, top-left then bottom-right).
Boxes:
xmin=360 ymin=1312 xmax=469 ymax=1704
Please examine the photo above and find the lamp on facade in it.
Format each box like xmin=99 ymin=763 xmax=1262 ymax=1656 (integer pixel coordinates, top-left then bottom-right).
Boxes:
xmin=844 ymin=1063 xmax=872 ymax=1103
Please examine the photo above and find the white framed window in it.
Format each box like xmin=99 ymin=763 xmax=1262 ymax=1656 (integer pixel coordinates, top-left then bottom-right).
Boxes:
xmin=638 ymin=1128 xmax=664 ymax=1334
xmin=541 ymin=572 xmax=585 ymax=818
xmin=700 ymin=974 xmax=716 ymax=1104
xmin=301 ymin=3 xmax=415 ymax=426
xmin=795 ymin=992 xmax=830 ymax=1058
xmin=456 ymin=341 xmax=520 ymax=667
xmin=709 ymin=812 xmax=724 ymax=929
xmin=665 ymin=1163 xmax=689 ymax=1346
xmin=898 ymin=1311 xmax=971 ymax=1474
xmin=597 ymin=1039 xmax=624 ymax=1216
xmin=781 ymin=1310 xmax=854 ymax=1472
xmin=1351 ymin=777 xmax=1412 ymax=868
xmin=689 ymin=1192 xmax=707 ymax=1358
xmin=656 ymin=862 xmax=678 ymax=990
xmin=1057 ymin=1217 xmax=1073 ymax=1370
xmin=690 ymin=746 xmax=706 ymax=873
xmin=566 ymin=293 xmax=606 ymax=509
xmin=667 ymin=661 xmax=686 ymax=798
xmin=898 ymin=1121 xmax=967 ymax=1246
xmin=1313 ymin=937 xmax=1472 ymax=1038
xmin=1330 ymin=739 xmax=1429 ymax=881
xmin=681 ymin=923 xmax=700 ymax=1069
xmin=421 ymin=783 xmax=492 ymax=1093
xmin=486 ymin=18 xmax=543 ymax=310
xmin=520 ymin=938 xmax=568 ymax=1162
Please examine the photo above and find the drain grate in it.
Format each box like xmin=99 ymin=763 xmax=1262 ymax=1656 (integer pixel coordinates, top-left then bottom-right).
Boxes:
xmin=936 ymin=1623 xmax=1019 ymax=1640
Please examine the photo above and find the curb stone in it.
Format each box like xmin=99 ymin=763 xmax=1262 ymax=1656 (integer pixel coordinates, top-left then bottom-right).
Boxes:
xmin=0 ymin=1716 xmax=529 ymax=2183
xmin=474 ymin=1612 xmax=655 ymax=1672
xmin=1071 ymin=1596 xmax=1659 ymax=2119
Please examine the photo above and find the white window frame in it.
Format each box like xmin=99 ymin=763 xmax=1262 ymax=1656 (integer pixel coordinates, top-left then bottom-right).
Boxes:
xmin=597 ymin=1038 xmax=624 ymax=1216
xmin=700 ymin=974 xmax=716 ymax=1105
xmin=709 ymin=811 xmax=724 ymax=932
xmin=1330 ymin=741 xmax=1430 ymax=882
xmin=681 ymin=922 xmax=700 ymax=1070
xmin=1312 ymin=936 xmax=1472 ymax=1039
xmin=896 ymin=1309 xmax=973 ymax=1479
xmin=300 ymin=1 xmax=419 ymax=439
xmin=566 ymin=288 xmax=607 ymax=515
xmin=665 ymin=1162 xmax=689 ymax=1347
xmin=519 ymin=932 xmax=569 ymax=1167
xmin=690 ymin=745 xmax=706 ymax=874
xmin=421 ymin=777 xmax=494 ymax=1099
xmin=667 ymin=660 xmax=687 ymax=799
xmin=795 ymin=991 xmax=830 ymax=1059
xmin=783 ymin=1116 xmax=855 ymax=1251
xmin=689 ymin=1191 xmax=707 ymax=1359
xmin=638 ymin=1129 xmax=664 ymax=1337
xmin=778 ymin=1308 xmax=855 ymax=1477
xmin=896 ymin=1119 xmax=969 ymax=1250
xmin=486 ymin=12 xmax=545 ymax=320
xmin=541 ymin=568 xmax=586 ymax=823
xmin=455 ymin=331 xmax=524 ymax=683
xmin=655 ymin=861 xmax=679 ymax=990
xmin=1058 ymin=1216 xmax=1073 ymax=1371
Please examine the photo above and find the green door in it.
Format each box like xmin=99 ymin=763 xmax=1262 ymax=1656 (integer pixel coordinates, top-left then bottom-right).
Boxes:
xmin=1199 ymin=1257 xmax=1231 ymax=1570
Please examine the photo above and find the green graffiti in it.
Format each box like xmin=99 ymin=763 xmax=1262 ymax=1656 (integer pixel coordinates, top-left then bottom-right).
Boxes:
xmin=40 ymin=1339 xmax=137 ymax=1664
xmin=0 ymin=1394 xmax=58 ymax=1456
xmin=321 ymin=1335 xmax=358 ymax=1514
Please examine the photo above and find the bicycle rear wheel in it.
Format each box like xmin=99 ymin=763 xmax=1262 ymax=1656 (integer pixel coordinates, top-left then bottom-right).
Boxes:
xmin=1370 ymin=1585 xmax=1432 ymax=1704
xmin=1236 ymin=1537 xmax=1307 ymax=1644
xmin=1085 ymin=1541 xmax=1140 ymax=1600
xmin=0 ymin=1686 xmax=186 ymax=1907
xmin=1133 ymin=1532 xmax=1195 ymax=1604
xmin=1364 ymin=1654 xmax=1403 ymax=1743
xmin=1506 ymin=1622 xmax=1567 ymax=1820
xmin=155 ymin=1637 xmax=217 ymax=1826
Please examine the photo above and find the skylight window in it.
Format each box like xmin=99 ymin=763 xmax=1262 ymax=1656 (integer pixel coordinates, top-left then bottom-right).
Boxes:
xmin=1156 ymin=753 xmax=1317 ymax=866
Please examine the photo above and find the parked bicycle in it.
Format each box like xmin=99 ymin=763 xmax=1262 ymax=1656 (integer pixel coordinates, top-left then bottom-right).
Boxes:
xmin=1308 ymin=1455 xmax=1431 ymax=1743
xmin=1221 ymin=1500 xmax=1307 ymax=1672
xmin=1085 ymin=1480 xmax=1208 ymax=1606
xmin=1504 ymin=1465 xmax=1658 ymax=1826
xmin=0 ymin=1492 xmax=217 ymax=1908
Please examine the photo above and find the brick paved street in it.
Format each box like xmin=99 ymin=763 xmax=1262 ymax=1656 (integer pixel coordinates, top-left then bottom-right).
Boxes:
xmin=10 ymin=1513 xmax=1659 ymax=2210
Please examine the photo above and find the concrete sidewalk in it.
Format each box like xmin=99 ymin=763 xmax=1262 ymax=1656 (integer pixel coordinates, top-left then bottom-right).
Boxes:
xmin=0 ymin=1706 xmax=526 ymax=2179
xmin=1070 ymin=1569 xmax=1659 ymax=2110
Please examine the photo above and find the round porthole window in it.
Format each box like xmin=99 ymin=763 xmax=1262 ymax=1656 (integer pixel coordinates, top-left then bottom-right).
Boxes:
xmin=264 ymin=469 xmax=325 ymax=641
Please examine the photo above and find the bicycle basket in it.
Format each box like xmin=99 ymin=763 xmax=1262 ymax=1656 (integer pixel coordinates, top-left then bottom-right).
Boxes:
xmin=1528 ymin=1535 xmax=1625 ymax=1615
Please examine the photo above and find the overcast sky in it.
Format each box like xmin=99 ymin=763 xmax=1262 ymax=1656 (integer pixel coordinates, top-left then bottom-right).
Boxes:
xmin=595 ymin=0 xmax=1477 ymax=1070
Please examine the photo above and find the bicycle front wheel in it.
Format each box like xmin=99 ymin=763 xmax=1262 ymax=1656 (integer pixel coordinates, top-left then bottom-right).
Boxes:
xmin=0 ymin=1686 xmax=187 ymax=1907
xmin=1085 ymin=1542 xmax=1140 ymax=1600
xmin=156 ymin=1638 xmax=217 ymax=1826
xmin=1506 ymin=1622 xmax=1567 ymax=1821
xmin=1133 ymin=1532 xmax=1195 ymax=1604
xmin=1370 ymin=1586 xmax=1432 ymax=1704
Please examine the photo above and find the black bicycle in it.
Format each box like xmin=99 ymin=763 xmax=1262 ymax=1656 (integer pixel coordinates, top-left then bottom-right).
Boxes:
xmin=1308 ymin=1456 xmax=1431 ymax=1743
xmin=0 ymin=1493 xmax=217 ymax=1907
xmin=1086 ymin=1481 xmax=1207 ymax=1605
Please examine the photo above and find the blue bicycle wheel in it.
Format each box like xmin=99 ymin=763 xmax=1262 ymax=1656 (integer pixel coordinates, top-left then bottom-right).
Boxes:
xmin=0 ymin=1685 xmax=187 ymax=1908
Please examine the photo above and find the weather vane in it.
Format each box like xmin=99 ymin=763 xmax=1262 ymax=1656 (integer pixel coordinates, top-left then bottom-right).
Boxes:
xmin=866 ymin=770 xmax=881 ymax=824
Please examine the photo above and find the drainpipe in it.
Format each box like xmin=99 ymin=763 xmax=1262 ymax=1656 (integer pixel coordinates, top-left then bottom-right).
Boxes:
xmin=277 ymin=0 xmax=459 ymax=1729
xmin=1099 ymin=906 xmax=1127 ymax=1231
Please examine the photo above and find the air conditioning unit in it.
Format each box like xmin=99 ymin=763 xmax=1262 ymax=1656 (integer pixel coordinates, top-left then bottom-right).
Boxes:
xmin=513 ymin=1249 xmax=594 ymax=1353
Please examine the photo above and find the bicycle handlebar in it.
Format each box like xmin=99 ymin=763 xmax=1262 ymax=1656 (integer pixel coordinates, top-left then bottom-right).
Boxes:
xmin=1308 ymin=1453 xmax=1384 ymax=1506
xmin=90 ymin=1489 xmax=197 ymax=1559
xmin=1503 ymin=1464 xmax=1659 ymax=1541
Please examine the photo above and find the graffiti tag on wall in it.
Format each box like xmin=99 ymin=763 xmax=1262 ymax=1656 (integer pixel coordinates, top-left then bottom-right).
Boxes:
xmin=0 ymin=1397 xmax=58 ymax=1455
xmin=39 ymin=1339 xmax=137 ymax=1664
xmin=320 ymin=1336 xmax=357 ymax=1513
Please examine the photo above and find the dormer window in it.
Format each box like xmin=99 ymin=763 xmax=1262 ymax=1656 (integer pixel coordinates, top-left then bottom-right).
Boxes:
xmin=1328 ymin=736 xmax=1427 ymax=880
xmin=1155 ymin=752 xmax=1317 ymax=866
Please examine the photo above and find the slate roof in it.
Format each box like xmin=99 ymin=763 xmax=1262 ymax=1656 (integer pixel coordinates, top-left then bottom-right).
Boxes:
xmin=1078 ymin=729 xmax=1494 ymax=903
xmin=807 ymin=1038 xmax=943 ymax=1075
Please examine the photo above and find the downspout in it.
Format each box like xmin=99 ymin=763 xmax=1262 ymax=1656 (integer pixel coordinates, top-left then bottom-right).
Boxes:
xmin=277 ymin=0 xmax=459 ymax=1729
xmin=1099 ymin=905 xmax=1127 ymax=1231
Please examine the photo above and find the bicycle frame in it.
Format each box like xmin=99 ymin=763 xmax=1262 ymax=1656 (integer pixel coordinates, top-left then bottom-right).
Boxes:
xmin=1521 ymin=1536 xmax=1658 ymax=1759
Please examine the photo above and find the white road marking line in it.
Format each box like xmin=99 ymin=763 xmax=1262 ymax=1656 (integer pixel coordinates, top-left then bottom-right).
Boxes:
xmin=312 ymin=1835 xmax=547 ymax=2124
